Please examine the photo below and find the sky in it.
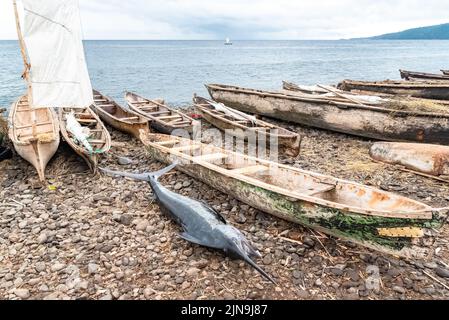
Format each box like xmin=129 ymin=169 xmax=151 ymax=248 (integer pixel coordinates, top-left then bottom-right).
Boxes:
xmin=0 ymin=0 xmax=448 ymax=40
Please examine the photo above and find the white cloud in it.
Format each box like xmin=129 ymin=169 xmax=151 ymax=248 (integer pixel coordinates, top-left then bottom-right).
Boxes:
xmin=0 ymin=0 xmax=448 ymax=40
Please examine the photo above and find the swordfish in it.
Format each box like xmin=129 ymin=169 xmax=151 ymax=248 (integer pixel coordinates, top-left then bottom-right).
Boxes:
xmin=100 ymin=163 xmax=276 ymax=284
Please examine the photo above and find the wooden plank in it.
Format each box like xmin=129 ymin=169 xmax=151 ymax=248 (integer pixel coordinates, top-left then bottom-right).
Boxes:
xmin=148 ymin=111 xmax=171 ymax=116
xmin=16 ymin=121 xmax=53 ymax=129
xmin=171 ymin=145 xmax=201 ymax=152
xmin=157 ymin=140 xmax=179 ymax=146
xmin=157 ymin=115 xmax=182 ymax=120
xmin=120 ymin=116 xmax=140 ymax=121
xmin=89 ymin=139 xmax=106 ymax=144
xmin=77 ymin=119 xmax=97 ymax=124
xmin=305 ymin=184 xmax=337 ymax=197
xmin=230 ymin=165 xmax=269 ymax=175
xmin=193 ymin=153 xmax=228 ymax=162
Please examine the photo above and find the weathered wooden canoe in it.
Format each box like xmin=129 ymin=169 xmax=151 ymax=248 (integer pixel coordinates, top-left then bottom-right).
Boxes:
xmin=125 ymin=92 xmax=198 ymax=135
xmin=400 ymin=70 xmax=449 ymax=81
xmin=193 ymin=95 xmax=301 ymax=157
xmin=370 ymin=142 xmax=449 ymax=177
xmin=338 ymin=79 xmax=449 ymax=100
xmin=8 ymin=95 xmax=60 ymax=182
xmin=59 ymin=106 xmax=111 ymax=173
xmin=92 ymin=90 xmax=149 ymax=140
xmin=206 ymin=83 xmax=449 ymax=144
xmin=441 ymin=70 xmax=449 ymax=76
xmin=140 ymin=133 xmax=448 ymax=259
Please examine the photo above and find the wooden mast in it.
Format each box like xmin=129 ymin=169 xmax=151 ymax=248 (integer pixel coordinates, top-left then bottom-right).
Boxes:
xmin=13 ymin=0 xmax=36 ymax=136
xmin=13 ymin=0 xmax=32 ymax=102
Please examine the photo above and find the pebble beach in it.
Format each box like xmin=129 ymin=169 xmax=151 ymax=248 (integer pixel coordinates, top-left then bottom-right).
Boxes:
xmin=1 ymin=112 xmax=449 ymax=300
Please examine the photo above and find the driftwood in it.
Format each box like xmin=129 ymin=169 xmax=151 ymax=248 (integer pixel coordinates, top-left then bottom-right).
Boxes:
xmin=370 ymin=142 xmax=449 ymax=177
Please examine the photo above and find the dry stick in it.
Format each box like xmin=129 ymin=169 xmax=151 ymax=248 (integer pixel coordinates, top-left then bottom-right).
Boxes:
xmin=278 ymin=236 xmax=303 ymax=246
xmin=423 ymin=270 xmax=449 ymax=291
xmin=308 ymin=228 xmax=334 ymax=262
xmin=317 ymin=84 xmax=367 ymax=107
xmin=368 ymin=157 xmax=449 ymax=184
xmin=398 ymin=167 xmax=449 ymax=184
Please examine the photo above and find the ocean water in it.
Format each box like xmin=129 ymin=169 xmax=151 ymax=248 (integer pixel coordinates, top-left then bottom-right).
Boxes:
xmin=1 ymin=40 xmax=449 ymax=110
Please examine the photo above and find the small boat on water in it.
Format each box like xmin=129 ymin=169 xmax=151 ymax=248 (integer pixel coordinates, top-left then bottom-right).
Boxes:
xmin=193 ymin=95 xmax=301 ymax=157
xmin=92 ymin=89 xmax=149 ymax=140
xmin=125 ymin=92 xmax=198 ymax=135
xmin=141 ymin=133 xmax=448 ymax=259
xmin=225 ymin=37 xmax=233 ymax=45
xmin=59 ymin=106 xmax=111 ymax=173
xmin=338 ymin=79 xmax=449 ymax=100
xmin=206 ymin=83 xmax=449 ymax=144
xmin=8 ymin=96 xmax=60 ymax=181
xmin=370 ymin=142 xmax=449 ymax=177
xmin=400 ymin=69 xmax=449 ymax=81
xmin=441 ymin=70 xmax=449 ymax=75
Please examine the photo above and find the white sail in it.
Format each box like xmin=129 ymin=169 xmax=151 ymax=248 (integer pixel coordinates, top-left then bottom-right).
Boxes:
xmin=21 ymin=0 xmax=93 ymax=108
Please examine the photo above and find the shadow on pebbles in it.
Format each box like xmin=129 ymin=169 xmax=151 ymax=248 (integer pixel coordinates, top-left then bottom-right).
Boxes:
xmin=1 ymin=118 xmax=449 ymax=300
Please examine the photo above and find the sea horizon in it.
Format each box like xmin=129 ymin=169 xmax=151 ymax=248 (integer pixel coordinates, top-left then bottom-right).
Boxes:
xmin=2 ymin=39 xmax=449 ymax=109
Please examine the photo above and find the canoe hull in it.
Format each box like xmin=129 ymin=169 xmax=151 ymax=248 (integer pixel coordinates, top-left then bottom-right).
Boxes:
xmin=338 ymin=80 xmax=449 ymax=100
xmin=400 ymin=70 xmax=449 ymax=81
xmin=197 ymin=107 xmax=301 ymax=157
xmin=8 ymin=97 xmax=60 ymax=182
xmin=92 ymin=90 xmax=149 ymax=140
xmin=206 ymin=85 xmax=449 ymax=144
xmin=142 ymin=134 xmax=446 ymax=260
xmin=59 ymin=106 xmax=111 ymax=173
xmin=95 ymin=109 xmax=149 ymax=140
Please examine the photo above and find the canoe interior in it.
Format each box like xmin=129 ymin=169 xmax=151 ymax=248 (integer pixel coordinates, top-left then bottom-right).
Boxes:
xmin=125 ymin=92 xmax=196 ymax=133
xmin=193 ymin=96 xmax=297 ymax=137
xmin=93 ymin=90 xmax=147 ymax=125
xmin=143 ymin=134 xmax=433 ymax=219
xmin=59 ymin=106 xmax=111 ymax=171
xmin=10 ymin=96 xmax=58 ymax=144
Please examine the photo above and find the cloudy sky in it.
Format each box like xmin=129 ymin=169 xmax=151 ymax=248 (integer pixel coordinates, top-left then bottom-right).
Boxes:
xmin=0 ymin=0 xmax=448 ymax=40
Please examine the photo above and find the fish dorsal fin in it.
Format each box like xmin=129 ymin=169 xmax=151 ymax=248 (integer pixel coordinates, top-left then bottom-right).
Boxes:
xmin=200 ymin=201 xmax=227 ymax=224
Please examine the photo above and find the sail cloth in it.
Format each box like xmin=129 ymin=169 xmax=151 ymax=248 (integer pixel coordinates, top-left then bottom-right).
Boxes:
xmin=21 ymin=0 xmax=93 ymax=108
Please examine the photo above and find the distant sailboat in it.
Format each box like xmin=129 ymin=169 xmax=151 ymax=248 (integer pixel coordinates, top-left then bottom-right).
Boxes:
xmin=225 ymin=37 xmax=233 ymax=45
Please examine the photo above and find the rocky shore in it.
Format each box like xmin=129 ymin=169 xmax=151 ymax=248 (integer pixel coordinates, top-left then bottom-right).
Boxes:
xmin=1 ymin=112 xmax=449 ymax=300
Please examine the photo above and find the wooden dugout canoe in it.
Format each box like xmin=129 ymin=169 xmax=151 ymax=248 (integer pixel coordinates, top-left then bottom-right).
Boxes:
xmin=338 ymin=79 xmax=449 ymax=100
xmin=193 ymin=95 xmax=301 ymax=157
xmin=370 ymin=142 xmax=449 ymax=177
xmin=125 ymin=92 xmax=198 ymax=135
xmin=206 ymin=83 xmax=449 ymax=144
xmin=92 ymin=90 xmax=149 ymax=140
xmin=400 ymin=69 xmax=449 ymax=81
xmin=59 ymin=106 xmax=111 ymax=173
xmin=8 ymin=95 xmax=60 ymax=182
xmin=140 ymin=133 xmax=448 ymax=259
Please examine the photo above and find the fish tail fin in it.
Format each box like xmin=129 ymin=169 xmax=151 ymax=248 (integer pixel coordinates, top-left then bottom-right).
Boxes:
xmin=241 ymin=254 xmax=277 ymax=285
xmin=151 ymin=162 xmax=178 ymax=181
xmin=99 ymin=167 xmax=151 ymax=182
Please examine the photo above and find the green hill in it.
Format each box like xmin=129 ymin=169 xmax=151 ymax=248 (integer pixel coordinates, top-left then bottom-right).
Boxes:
xmin=362 ymin=23 xmax=449 ymax=40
